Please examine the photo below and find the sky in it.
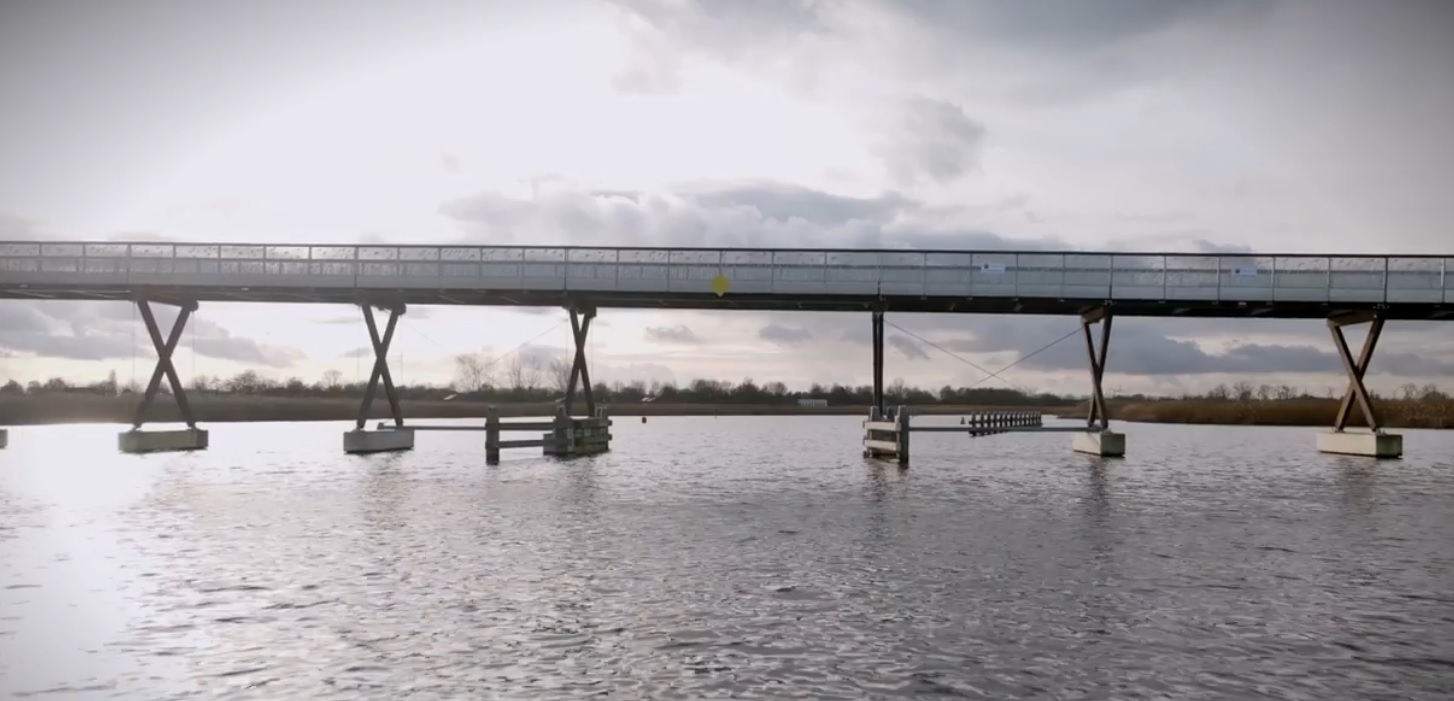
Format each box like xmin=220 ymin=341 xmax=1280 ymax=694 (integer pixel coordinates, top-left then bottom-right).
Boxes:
xmin=1 ymin=0 xmax=1452 ymax=397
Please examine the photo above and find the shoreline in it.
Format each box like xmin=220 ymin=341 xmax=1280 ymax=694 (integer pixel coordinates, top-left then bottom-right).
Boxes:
xmin=1 ymin=395 xmax=1448 ymax=430
xmin=0 ymin=395 xmax=1065 ymax=426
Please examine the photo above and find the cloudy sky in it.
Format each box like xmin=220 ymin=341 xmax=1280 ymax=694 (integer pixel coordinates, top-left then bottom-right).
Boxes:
xmin=2 ymin=0 xmax=1452 ymax=396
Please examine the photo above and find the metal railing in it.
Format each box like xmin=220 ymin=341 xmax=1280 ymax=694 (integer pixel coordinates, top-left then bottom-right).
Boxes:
xmin=0 ymin=242 xmax=1449 ymax=304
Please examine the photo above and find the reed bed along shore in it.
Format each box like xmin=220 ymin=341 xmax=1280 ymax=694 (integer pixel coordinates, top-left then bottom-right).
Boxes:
xmin=1076 ymin=397 xmax=1454 ymax=429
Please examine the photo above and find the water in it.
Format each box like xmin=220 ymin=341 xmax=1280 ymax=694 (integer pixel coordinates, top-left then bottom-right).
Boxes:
xmin=2 ymin=417 xmax=1452 ymax=700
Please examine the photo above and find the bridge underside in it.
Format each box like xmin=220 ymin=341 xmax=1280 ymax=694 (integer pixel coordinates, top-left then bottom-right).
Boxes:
xmin=1 ymin=284 xmax=1448 ymax=320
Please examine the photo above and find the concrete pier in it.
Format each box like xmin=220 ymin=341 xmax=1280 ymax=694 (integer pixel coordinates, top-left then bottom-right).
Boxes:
xmin=1317 ymin=431 xmax=1402 ymax=459
xmin=344 ymin=428 xmax=415 ymax=454
xmin=118 ymin=428 xmax=209 ymax=454
xmin=1073 ymin=431 xmax=1126 ymax=457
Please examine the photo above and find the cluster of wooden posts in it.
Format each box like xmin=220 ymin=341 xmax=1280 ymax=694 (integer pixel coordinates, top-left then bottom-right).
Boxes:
xmin=863 ymin=407 xmax=1045 ymax=466
xmin=484 ymin=407 xmax=612 ymax=465
xmin=961 ymin=411 xmax=1044 ymax=436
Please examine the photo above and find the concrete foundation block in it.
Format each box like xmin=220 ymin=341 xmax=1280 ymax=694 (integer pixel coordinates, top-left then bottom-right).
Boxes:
xmin=1317 ymin=431 xmax=1402 ymax=458
xmin=1073 ymin=431 xmax=1126 ymax=457
xmin=119 ymin=428 xmax=209 ymax=454
xmin=344 ymin=428 xmax=415 ymax=454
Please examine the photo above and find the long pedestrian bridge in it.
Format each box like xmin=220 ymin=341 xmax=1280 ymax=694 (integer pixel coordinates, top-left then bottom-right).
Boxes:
xmin=1 ymin=241 xmax=1449 ymax=460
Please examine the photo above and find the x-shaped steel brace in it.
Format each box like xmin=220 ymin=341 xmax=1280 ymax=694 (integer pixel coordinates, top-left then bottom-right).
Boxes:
xmin=1082 ymin=308 xmax=1113 ymax=430
xmin=1329 ymin=313 xmax=1385 ymax=432
xmin=563 ymin=306 xmax=597 ymax=416
xmin=132 ymin=299 xmax=199 ymax=429
xmin=871 ymin=310 xmax=886 ymax=416
xmin=355 ymin=304 xmax=405 ymax=429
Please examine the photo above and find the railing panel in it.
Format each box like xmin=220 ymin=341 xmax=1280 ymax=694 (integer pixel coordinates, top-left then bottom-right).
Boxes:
xmin=1164 ymin=255 xmax=1217 ymax=300
xmin=310 ymin=246 xmax=356 ymax=261
xmin=1386 ymin=257 xmax=1443 ymax=303
xmin=1063 ymin=254 xmax=1111 ymax=298
xmin=878 ymin=251 xmax=924 ymax=296
xmin=970 ymin=252 xmax=1016 ymax=296
xmin=1329 ymin=257 xmax=1385 ymax=303
xmin=1445 ymin=258 xmax=1454 ymax=304
xmin=1111 ymin=255 xmax=1164 ymax=300
xmin=1016 ymin=253 xmax=1065 ymax=298
xmin=1271 ymin=257 xmax=1329 ymax=302
xmin=1216 ymin=255 xmax=1275 ymax=301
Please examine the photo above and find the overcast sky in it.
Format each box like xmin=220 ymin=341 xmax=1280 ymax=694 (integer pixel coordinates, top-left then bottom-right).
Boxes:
xmin=2 ymin=0 xmax=1452 ymax=396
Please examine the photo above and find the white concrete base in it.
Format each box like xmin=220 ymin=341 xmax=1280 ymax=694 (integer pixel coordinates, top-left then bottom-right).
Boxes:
xmin=1317 ymin=431 xmax=1403 ymax=459
xmin=344 ymin=428 xmax=415 ymax=454
xmin=118 ymin=428 xmax=209 ymax=454
xmin=0 ymin=428 xmax=7 ymax=449
xmin=1073 ymin=431 xmax=1126 ymax=457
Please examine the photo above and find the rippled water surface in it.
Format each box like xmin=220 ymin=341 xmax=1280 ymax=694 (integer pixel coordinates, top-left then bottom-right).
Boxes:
xmin=3 ymin=417 xmax=1453 ymax=699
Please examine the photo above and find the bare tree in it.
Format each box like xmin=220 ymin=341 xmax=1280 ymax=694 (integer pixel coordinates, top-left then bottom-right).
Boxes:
xmin=549 ymin=356 xmax=572 ymax=394
xmin=506 ymin=354 xmax=527 ymax=391
xmin=321 ymin=369 xmax=343 ymax=390
xmin=1232 ymin=381 xmax=1255 ymax=402
xmin=522 ymin=354 xmax=542 ymax=390
xmin=454 ymin=354 xmax=487 ymax=392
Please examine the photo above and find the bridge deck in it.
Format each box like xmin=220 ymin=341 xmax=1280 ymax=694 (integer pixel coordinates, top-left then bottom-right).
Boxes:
xmin=1 ymin=242 xmax=1449 ymax=318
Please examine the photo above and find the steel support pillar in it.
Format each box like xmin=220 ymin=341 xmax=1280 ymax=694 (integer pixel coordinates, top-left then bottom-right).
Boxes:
xmin=871 ymin=309 xmax=885 ymax=417
xmin=1318 ymin=312 xmax=1401 ymax=457
xmin=344 ymin=303 xmax=413 ymax=454
xmin=1074 ymin=307 xmax=1125 ymax=457
xmin=1081 ymin=308 xmax=1114 ymax=430
xmin=563 ymin=306 xmax=597 ymax=417
xmin=119 ymin=298 xmax=208 ymax=453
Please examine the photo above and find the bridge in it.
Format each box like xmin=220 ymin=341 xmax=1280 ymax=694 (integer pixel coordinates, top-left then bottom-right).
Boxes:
xmin=2 ymin=241 xmax=1449 ymax=459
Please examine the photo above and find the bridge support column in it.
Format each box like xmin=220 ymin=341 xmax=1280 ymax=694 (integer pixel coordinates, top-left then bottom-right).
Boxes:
xmin=1317 ymin=312 xmax=1401 ymax=458
xmin=343 ymin=303 xmax=414 ymax=454
xmin=871 ymin=308 xmax=885 ymax=416
xmin=1073 ymin=307 xmax=1125 ymax=457
xmin=555 ymin=305 xmax=611 ymax=456
xmin=562 ymin=306 xmax=598 ymax=417
xmin=119 ymin=298 xmax=209 ymax=454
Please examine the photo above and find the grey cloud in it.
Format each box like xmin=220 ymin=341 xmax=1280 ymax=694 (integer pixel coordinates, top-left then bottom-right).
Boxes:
xmin=879 ymin=98 xmax=986 ymax=184
xmin=887 ymin=0 xmax=1265 ymax=52
xmin=758 ymin=323 xmax=813 ymax=345
xmin=887 ymin=335 xmax=929 ymax=361
xmin=0 ymin=211 xmax=45 ymax=240
xmin=442 ymin=180 xmax=1055 ymax=251
xmin=318 ymin=306 xmax=434 ymax=324
xmin=339 ymin=347 xmax=373 ymax=360
xmin=692 ymin=182 xmax=910 ymax=224
xmin=930 ymin=316 xmax=1454 ymax=377
xmin=606 ymin=0 xmax=1268 ymax=104
xmin=644 ymin=325 xmax=703 ymax=344
xmin=0 ymin=300 xmax=307 ymax=368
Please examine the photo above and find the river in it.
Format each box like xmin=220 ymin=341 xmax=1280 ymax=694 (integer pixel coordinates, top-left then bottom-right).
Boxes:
xmin=2 ymin=417 xmax=1452 ymax=699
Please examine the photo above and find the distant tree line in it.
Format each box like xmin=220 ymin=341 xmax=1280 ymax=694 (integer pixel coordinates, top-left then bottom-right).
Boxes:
xmin=2 ymin=362 xmax=1447 ymax=408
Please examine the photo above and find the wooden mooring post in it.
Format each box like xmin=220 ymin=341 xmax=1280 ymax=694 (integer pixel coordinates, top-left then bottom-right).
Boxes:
xmin=484 ymin=406 xmax=613 ymax=465
xmin=863 ymin=405 xmax=911 ymax=466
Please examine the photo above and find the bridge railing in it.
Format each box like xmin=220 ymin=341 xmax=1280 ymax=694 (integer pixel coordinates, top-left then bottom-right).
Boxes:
xmin=0 ymin=243 xmax=1449 ymax=304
